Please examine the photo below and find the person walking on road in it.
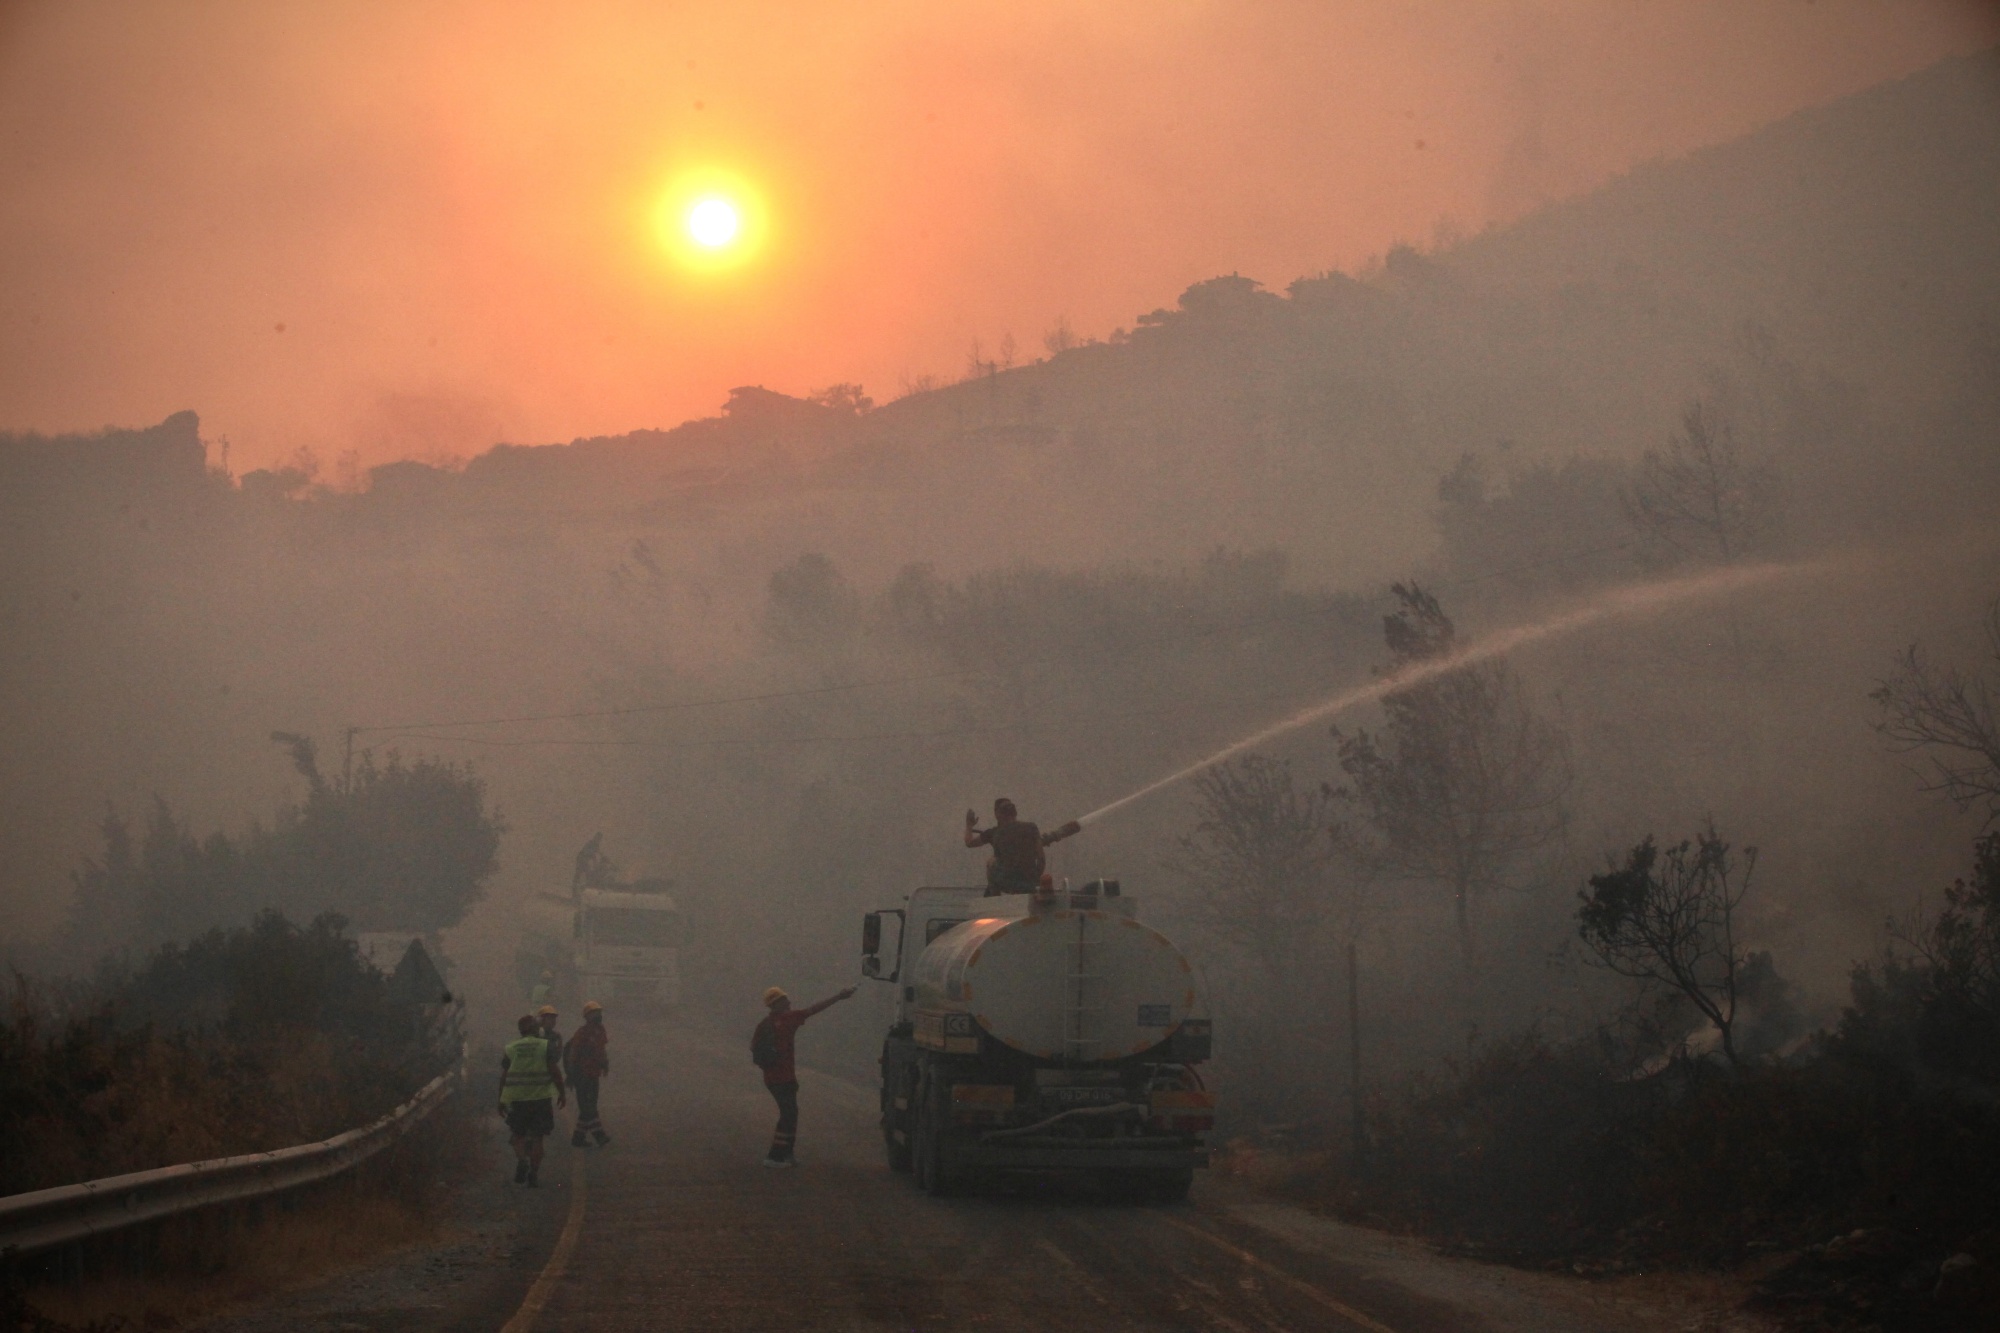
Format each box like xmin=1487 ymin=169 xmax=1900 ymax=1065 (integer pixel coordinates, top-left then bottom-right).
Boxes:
xmin=499 ymin=1014 xmax=566 ymax=1187
xmin=752 ymin=985 xmax=856 ymax=1167
xmin=963 ymin=797 xmax=1081 ymax=894
xmin=566 ymin=1000 xmax=612 ymax=1148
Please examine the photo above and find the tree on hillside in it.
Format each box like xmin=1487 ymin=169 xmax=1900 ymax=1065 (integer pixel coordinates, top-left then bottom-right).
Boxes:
xmin=1433 ymin=449 xmax=1637 ymax=598
xmin=1178 ymin=754 xmax=1368 ymax=1128
xmin=1858 ymin=598 xmax=2000 ymax=1084
xmin=1625 ymin=397 xmax=1780 ymax=566
xmin=763 ymin=553 xmax=859 ymax=650
xmin=266 ymin=736 xmax=503 ymax=934
xmin=1179 ymin=755 xmax=1358 ymax=976
xmin=1330 ymin=584 xmax=1570 ymax=964
xmin=1576 ymin=824 xmax=1758 ymax=1068
xmin=1915 ymin=833 xmax=2000 ymax=1068
xmin=1840 ymin=831 xmax=2000 ymax=1089
xmin=62 ymin=737 xmax=503 ymax=955
xmin=1871 ymin=595 xmax=2000 ymax=824
xmin=881 ymin=562 xmax=946 ymax=640
xmin=66 ymin=799 xmax=249 ymax=958
xmin=808 ymin=383 xmax=873 ymax=416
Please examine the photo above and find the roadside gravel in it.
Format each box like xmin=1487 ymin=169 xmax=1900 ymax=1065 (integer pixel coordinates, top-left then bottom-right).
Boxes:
xmin=193 ymin=1115 xmax=564 ymax=1333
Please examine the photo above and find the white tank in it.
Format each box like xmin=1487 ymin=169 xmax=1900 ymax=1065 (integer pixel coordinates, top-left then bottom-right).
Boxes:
xmin=911 ymin=895 xmax=1201 ymax=1063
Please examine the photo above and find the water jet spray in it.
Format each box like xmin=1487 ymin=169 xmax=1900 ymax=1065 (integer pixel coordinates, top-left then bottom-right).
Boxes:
xmin=1070 ymin=557 xmax=1839 ymax=830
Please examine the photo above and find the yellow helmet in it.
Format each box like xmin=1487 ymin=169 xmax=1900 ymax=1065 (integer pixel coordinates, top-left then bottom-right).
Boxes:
xmin=537 ymin=1004 xmax=558 ymax=1017
xmin=582 ymin=1000 xmax=603 ymax=1013
xmin=762 ymin=986 xmax=788 ymax=1008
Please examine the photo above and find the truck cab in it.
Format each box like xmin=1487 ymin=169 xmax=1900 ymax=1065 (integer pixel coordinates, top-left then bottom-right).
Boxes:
xmin=575 ymin=884 xmax=683 ymax=1008
xmin=863 ymin=885 xmax=986 ymax=1026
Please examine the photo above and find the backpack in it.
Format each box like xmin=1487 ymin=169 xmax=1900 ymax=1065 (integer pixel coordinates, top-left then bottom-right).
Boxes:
xmin=750 ymin=1016 xmax=779 ymax=1069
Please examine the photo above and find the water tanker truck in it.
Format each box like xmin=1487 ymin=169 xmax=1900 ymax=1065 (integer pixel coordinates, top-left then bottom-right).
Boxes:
xmin=860 ymin=880 xmax=1213 ymax=1198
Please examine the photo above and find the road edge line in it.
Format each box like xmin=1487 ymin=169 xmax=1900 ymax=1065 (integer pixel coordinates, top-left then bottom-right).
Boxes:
xmin=1156 ymin=1212 xmax=1401 ymax=1333
xmin=499 ymin=1159 xmax=588 ymax=1333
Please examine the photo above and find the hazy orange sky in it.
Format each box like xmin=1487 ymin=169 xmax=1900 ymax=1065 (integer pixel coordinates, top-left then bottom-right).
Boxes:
xmin=1 ymin=0 xmax=1995 ymax=474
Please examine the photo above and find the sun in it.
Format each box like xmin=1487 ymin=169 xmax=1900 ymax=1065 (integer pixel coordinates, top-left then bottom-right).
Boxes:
xmin=653 ymin=169 xmax=766 ymax=273
xmin=686 ymin=196 xmax=740 ymax=249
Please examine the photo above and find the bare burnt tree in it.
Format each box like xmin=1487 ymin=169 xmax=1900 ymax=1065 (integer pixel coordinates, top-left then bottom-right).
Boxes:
xmin=1871 ymin=595 xmax=2000 ymax=824
xmin=1624 ymin=397 xmax=1779 ymax=565
xmin=1330 ymin=584 xmax=1570 ymax=965
xmin=1576 ymin=823 xmax=1757 ymax=1068
xmin=1178 ymin=754 xmax=1352 ymax=976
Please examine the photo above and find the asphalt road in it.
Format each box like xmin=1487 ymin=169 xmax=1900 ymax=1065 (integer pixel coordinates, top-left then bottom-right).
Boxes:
xmin=201 ymin=1019 xmax=1760 ymax=1332
xmin=471 ymin=1021 xmax=1757 ymax=1333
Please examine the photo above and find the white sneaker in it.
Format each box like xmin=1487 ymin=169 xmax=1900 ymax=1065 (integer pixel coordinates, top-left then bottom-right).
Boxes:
xmin=762 ymin=1156 xmax=796 ymax=1168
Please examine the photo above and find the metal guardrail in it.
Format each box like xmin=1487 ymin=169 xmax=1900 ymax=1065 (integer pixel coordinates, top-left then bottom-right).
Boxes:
xmin=0 ymin=1060 xmax=461 ymax=1259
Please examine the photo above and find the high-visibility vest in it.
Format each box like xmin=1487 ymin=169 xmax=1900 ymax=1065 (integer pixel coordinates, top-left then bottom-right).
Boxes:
xmin=501 ymin=1035 xmax=556 ymax=1103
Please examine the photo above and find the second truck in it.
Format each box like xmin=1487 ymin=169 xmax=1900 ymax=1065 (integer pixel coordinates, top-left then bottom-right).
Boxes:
xmin=861 ymin=879 xmax=1214 ymax=1199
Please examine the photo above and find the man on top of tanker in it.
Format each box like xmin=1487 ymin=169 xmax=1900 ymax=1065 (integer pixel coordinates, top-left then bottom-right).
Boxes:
xmin=963 ymin=797 xmax=1082 ymax=895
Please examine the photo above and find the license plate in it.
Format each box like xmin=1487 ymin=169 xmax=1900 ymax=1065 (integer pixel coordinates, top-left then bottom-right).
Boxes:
xmin=1047 ymin=1086 xmax=1121 ymax=1106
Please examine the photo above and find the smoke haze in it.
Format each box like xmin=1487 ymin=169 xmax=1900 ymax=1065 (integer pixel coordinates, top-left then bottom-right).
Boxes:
xmin=3 ymin=6 xmax=2000 ymax=1159
xmin=0 ymin=1 xmax=1994 ymax=470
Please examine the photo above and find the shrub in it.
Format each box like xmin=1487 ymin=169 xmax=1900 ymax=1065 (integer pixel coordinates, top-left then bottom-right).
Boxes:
xmin=1306 ymin=835 xmax=2000 ymax=1267
xmin=62 ymin=741 xmax=503 ymax=957
xmin=0 ymin=913 xmax=449 ymax=1196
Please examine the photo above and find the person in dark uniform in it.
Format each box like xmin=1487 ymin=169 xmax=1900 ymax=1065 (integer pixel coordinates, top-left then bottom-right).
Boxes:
xmin=963 ymin=797 xmax=1081 ymax=894
xmin=566 ymin=1000 xmax=611 ymax=1147
xmin=753 ymin=984 xmax=856 ymax=1166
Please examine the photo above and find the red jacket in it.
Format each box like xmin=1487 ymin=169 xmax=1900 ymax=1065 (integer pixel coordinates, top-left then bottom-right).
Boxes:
xmin=566 ymin=1021 xmax=609 ymax=1078
xmin=755 ymin=996 xmax=838 ymax=1086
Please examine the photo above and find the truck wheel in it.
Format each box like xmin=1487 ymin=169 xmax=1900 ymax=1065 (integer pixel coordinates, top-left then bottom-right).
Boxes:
xmin=884 ymin=1122 xmax=912 ymax=1173
xmin=915 ymin=1066 xmax=962 ymax=1198
xmin=1148 ymin=1168 xmax=1194 ymax=1203
xmin=883 ymin=1069 xmax=913 ymax=1173
xmin=911 ymin=1067 xmax=934 ymax=1190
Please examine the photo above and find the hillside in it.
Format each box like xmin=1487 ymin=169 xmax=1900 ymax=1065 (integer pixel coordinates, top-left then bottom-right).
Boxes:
xmin=280 ymin=47 xmax=2000 ymax=586
xmin=2 ymin=49 xmax=1997 ymax=957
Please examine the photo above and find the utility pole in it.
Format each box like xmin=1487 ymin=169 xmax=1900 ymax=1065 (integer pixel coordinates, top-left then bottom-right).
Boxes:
xmin=1348 ymin=938 xmax=1365 ymax=1169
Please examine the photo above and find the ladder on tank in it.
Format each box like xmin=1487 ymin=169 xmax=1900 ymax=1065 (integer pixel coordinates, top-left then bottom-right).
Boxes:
xmin=1062 ymin=914 xmax=1104 ymax=1063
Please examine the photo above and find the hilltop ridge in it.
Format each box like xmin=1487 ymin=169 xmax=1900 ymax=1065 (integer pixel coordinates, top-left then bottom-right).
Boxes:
xmin=7 ymin=51 xmax=1995 ymax=585
xmin=381 ymin=48 xmax=2000 ymax=579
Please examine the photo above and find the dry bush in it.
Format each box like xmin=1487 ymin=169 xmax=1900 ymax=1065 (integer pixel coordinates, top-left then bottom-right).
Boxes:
xmin=1292 ymin=1031 xmax=1649 ymax=1258
xmin=0 ymin=913 xmax=450 ymax=1195
xmin=1299 ymin=1030 xmax=2000 ymax=1268
xmin=12 ymin=1095 xmax=485 ymax=1333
